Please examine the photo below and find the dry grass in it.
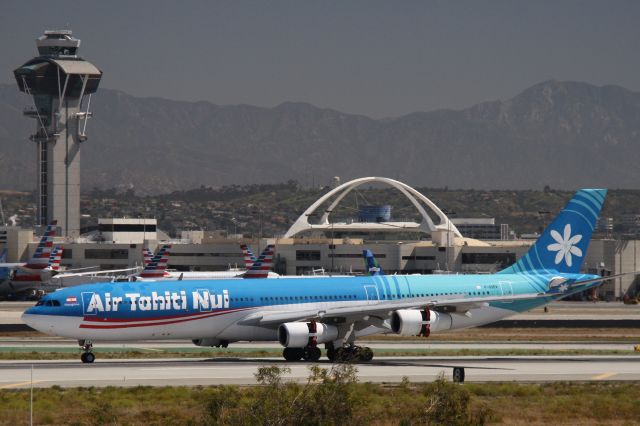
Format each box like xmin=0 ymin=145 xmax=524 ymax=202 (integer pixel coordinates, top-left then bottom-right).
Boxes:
xmin=1 ymin=380 xmax=639 ymax=425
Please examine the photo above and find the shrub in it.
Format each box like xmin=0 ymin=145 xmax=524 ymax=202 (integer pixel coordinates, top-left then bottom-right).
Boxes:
xmin=420 ymin=374 xmax=493 ymax=426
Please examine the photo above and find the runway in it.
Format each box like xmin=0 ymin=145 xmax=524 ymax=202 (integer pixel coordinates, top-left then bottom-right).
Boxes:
xmin=1 ymin=355 xmax=639 ymax=388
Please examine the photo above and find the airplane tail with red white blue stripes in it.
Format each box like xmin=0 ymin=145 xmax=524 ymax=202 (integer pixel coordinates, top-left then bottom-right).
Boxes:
xmin=243 ymin=245 xmax=275 ymax=279
xmin=24 ymin=221 xmax=57 ymax=270
xmin=240 ymin=244 xmax=257 ymax=269
xmin=139 ymin=244 xmax=172 ymax=278
xmin=46 ymin=246 xmax=63 ymax=272
xmin=142 ymin=247 xmax=154 ymax=267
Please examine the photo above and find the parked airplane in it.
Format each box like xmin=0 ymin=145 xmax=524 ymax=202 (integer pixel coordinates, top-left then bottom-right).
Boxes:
xmin=23 ymin=189 xmax=632 ymax=364
xmin=0 ymin=221 xmax=59 ymax=299
xmin=137 ymin=244 xmax=278 ymax=280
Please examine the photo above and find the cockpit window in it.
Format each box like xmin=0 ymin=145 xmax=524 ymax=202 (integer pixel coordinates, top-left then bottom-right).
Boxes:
xmin=35 ymin=300 xmax=44 ymax=306
xmin=44 ymin=300 xmax=61 ymax=307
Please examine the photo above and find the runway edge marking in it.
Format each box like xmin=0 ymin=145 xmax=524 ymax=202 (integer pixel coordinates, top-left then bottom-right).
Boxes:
xmin=591 ymin=372 xmax=617 ymax=380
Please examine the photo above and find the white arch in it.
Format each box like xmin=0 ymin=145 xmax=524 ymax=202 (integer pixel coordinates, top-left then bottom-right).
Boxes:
xmin=283 ymin=177 xmax=462 ymax=240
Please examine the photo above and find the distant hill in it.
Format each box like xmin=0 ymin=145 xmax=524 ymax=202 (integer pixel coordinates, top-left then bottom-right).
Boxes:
xmin=1 ymin=80 xmax=640 ymax=193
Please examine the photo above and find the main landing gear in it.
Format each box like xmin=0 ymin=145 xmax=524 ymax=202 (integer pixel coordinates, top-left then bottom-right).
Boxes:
xmin=283 ymin=345 xmax=322 ymax=362
xmin=282 ymin=343 xmax=374 ymax=363
xmin=326 ymin=344 xmax=373 ymax=363
xmin=79 ymin=340 xmax=95 ymax=363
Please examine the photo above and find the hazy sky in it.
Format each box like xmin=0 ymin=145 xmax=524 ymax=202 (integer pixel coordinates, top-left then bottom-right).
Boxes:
xmin=2 ymin=1 xmax=639 ymax=118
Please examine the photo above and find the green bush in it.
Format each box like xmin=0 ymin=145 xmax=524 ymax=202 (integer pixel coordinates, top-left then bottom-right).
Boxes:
xmin=419 ymin=374 xmax=493 ymax=426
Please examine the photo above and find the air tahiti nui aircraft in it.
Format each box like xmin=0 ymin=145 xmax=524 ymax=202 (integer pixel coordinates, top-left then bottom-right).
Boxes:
xmin=22 ymin=189 xmax=629 ymax=364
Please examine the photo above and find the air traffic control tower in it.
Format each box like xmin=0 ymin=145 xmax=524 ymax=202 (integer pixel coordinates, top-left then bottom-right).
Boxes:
xmin=13 ymin=30 xmax=102 ymax=237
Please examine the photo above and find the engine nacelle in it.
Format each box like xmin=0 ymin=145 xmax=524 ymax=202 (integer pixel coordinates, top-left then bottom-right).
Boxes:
xmin=390 ymin=309 xmax=452 ymax=336
xmin=192 ymin=338 xmax=224 ymax=347
xmin=278 ymin=322 xmax=339 ymax=348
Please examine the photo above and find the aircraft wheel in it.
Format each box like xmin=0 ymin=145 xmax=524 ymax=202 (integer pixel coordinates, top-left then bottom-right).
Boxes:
xmin=81 ymin=352 xmax=95 ymax=363
xmin=334 ymin=347 xmax=350 ymax=362
xmin=453 ymin=367 xmax=465 ymax=383
xmin=303 ymin=346 xmax=322 ymax=362
xmin=326 ymin=347 xmax=336 ymax=362
xmin=283 ymin=347 xmax=303 ymax=362
xmin=360 ymin=347 xmax=374 ymax=362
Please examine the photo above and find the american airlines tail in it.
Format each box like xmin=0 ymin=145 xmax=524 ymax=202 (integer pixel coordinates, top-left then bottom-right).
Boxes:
xmin=240 ymin=244 xmax=257 ymax=268
xmin=24 ymin=220 xmax=58 ymax=270
xmin=47 ymin=246 xmax=63 ymax=272
xmin=243 ymin=245 xmax=275 ymax=279
xmin=142 ymin=248 xmax=154 ymax=267
xmin=138 ymin=244 xmax=172 ymax=278
xmin=499 ymin=189 xmax=606 ymax=275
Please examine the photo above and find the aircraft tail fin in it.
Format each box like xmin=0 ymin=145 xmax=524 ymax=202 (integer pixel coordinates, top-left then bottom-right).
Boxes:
xmin=363 ymin=250 xmax=384 ymax=276
xmin=47 ymin=246 xmax=63 ymax=271
xmin=243 ymin=244 xmax=275 ymax=279
xmin=240 ymin=244 xmax=257 ymax=268
xmin=142 ymin=248 xmax=154 ymax=266
xmin=139 ymin=244 xmax=172 ymax=278
xmin=499 ymin=189 xmax=607 ymax=275
xmin=24 ymin=220 xmax=57 ymax=270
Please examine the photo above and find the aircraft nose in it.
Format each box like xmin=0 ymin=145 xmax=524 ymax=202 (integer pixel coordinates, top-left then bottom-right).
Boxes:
xmin=21 ymin=312 xmax=50 ymax=333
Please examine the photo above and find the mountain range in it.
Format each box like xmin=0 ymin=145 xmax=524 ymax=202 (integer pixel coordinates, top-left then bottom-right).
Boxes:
xmin=1 ymin=80 xmax=639 ymax=194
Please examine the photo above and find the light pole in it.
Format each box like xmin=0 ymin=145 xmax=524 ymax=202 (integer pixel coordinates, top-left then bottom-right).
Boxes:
xmin=231 ymin=217 xmax=237 ymax=239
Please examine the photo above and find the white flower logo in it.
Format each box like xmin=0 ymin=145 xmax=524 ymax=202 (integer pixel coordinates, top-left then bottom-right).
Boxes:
xmin=547 ymin=223 xmax=583 ymax=267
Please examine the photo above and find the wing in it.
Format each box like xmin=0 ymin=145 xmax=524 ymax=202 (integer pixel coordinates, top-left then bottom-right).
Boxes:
xmin=237 ymin=291 xmax=546 ymax=326
xmin=0 ymin=263 xmax=25 ymax=268
xmin=51 ymin=267 xmax=140 ymax=279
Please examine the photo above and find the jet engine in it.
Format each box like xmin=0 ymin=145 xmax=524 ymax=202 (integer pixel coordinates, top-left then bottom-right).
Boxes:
xmin=390 ymin=309 xmax=453 ymax=336
xmin=278 ymin=322 xmax=338 ymax=348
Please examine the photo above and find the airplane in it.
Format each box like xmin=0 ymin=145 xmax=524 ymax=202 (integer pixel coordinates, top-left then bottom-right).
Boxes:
xmin=23 ymin=189 xmax=634 ymax=365
xmin=137 ymin=244 xmax=278 ymax=280
xmin=0 ymin=221 xmax=59 ymax=299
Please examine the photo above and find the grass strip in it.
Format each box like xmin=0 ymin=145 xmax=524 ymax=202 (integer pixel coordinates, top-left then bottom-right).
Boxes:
xmin=1 ymin=378 xmax=640 ymax=425
xmin=0 ymin=347 xmax=638 ymax=360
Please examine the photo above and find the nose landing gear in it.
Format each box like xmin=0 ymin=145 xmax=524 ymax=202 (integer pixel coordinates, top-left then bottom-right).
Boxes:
xmin=78 ymin=340 xmax=95 ymax=363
